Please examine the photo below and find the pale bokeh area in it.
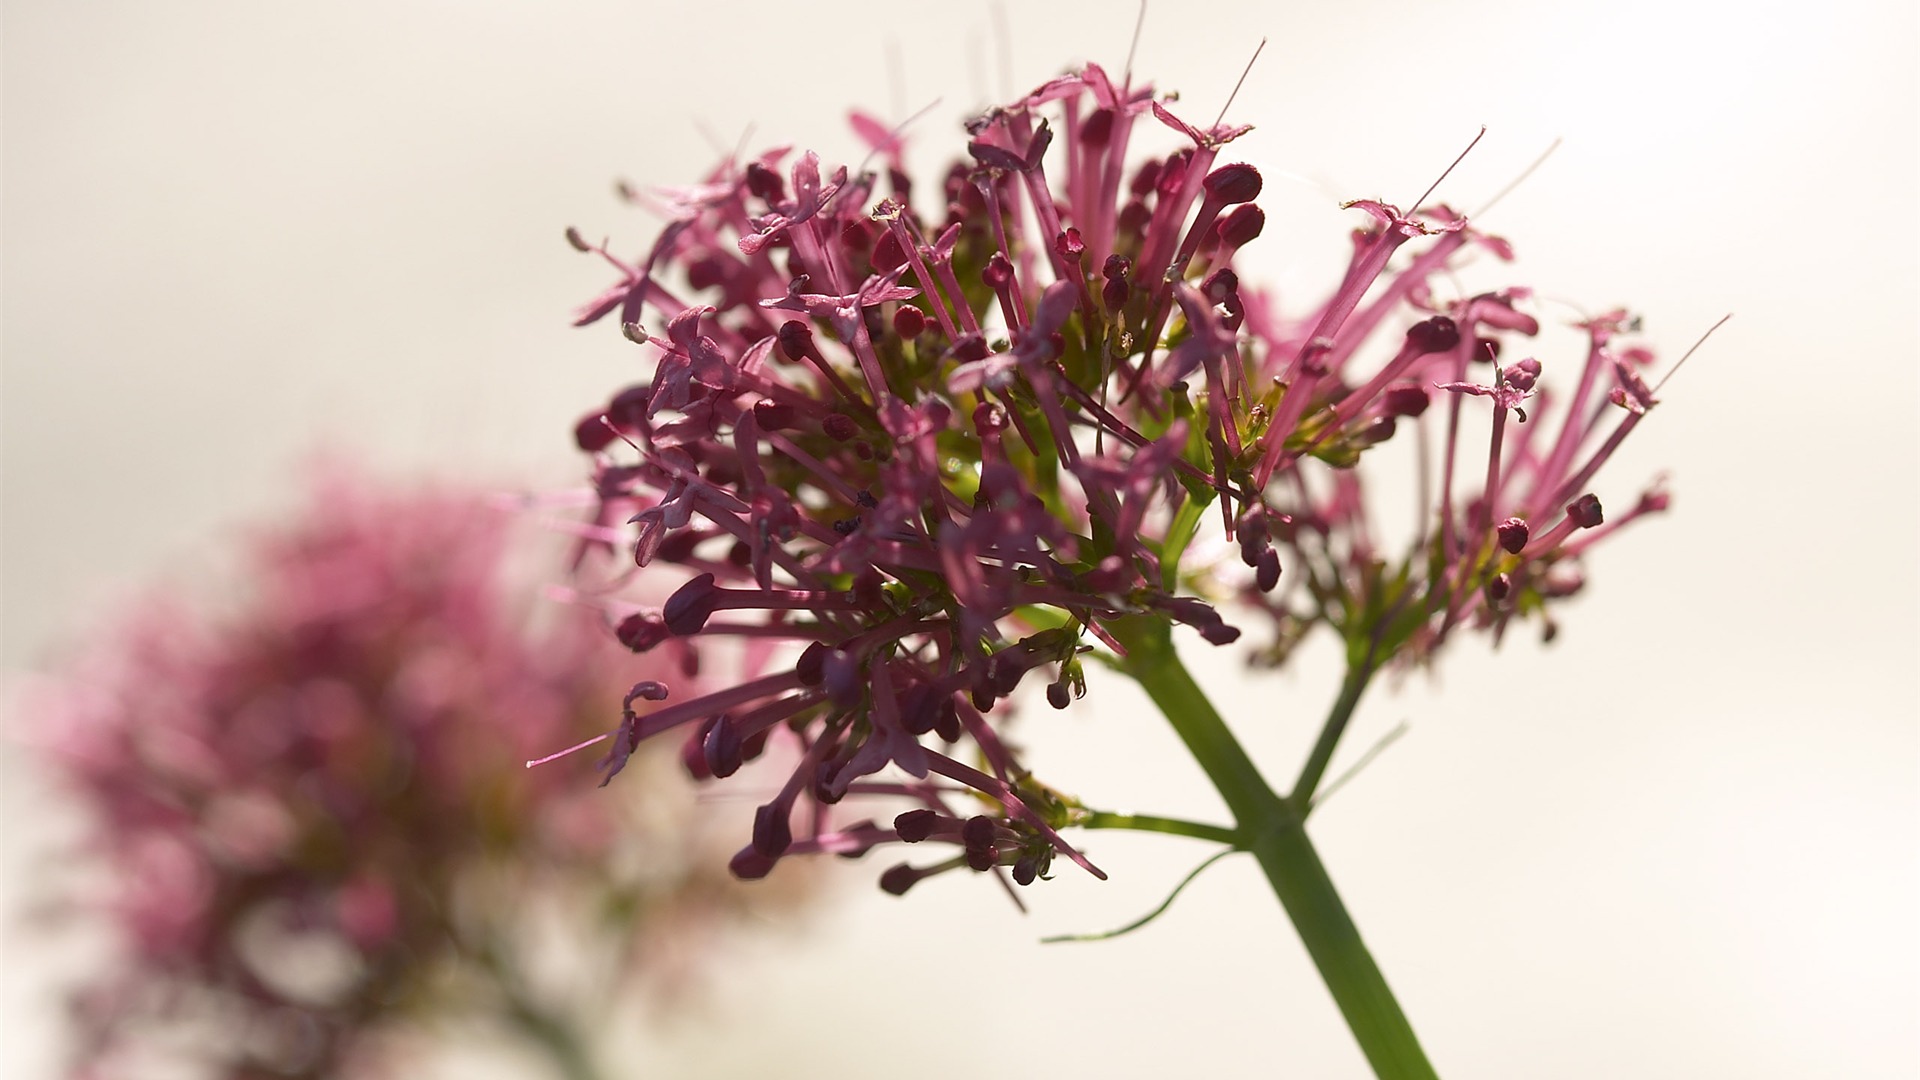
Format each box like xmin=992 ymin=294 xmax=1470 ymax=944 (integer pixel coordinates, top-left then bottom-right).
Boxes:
xmin=4 ymin=0 xmax=1915 ymax=1077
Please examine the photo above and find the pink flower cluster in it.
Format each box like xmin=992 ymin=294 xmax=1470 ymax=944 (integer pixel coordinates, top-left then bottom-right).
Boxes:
xmin=563 ymin=62 xmax=1670 ymax=895
xmin=36 ymin=468 xmax=797 ymax=1078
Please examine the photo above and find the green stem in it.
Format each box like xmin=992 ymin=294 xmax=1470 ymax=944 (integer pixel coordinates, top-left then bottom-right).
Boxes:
xmin=1080 ymin=809 xmax=1241 ymax=847
xmin=1292 ymin=654 xmax=1376 ymax=811
xmin=1107 ymin=616 xmax=1438 ymax=1080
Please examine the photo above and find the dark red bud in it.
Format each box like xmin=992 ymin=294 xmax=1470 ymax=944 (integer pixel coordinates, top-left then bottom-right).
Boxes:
xmin=682 ymin=724 xmax=714 ymax=780
xmin=1081 ymin=108 xmax=1115 ymax=146
xmin=879 ymin=863 xmax=920 ymax=895
xmin=1203 ymin=163 xmax=1263 ymax=204
xmin=703 ymin=714 xmax=743 ymax=778
xmin=776 ymin=320 xmax=818 ymax=363
xmin=752 ymin=802 xmax=792 ymax=858
xmin=1486 ymin=573 xmax=1513 ymax=603
xmin=962 ymin=815 xmax=998 ymax=851
xmin=615 ymin=612 xmax=670 ymax=653
xmin=565 ymin=226 xmax=592 ymax=252
xmin=745 ymin=162 xmax=784 ymax=202
xmin=753 ymin=399 xmax=797 ymax=430
xmin=1567 ymin=494 xmax=1604 ymax=529
xmin=1046 ymin=682 xmax=1070 ymax=710
xmin=686 ymin=256 xmax=726 ymax=292
xmin=1217 ymin=204 xmax=1265 ymax=248
xmin=662 ymin=573 xmax=720 ymax=635
xmin=823 ymin=413 xmax=858 ymax=441
xmin=574 ymin=412 xmax=617 ymax=453
xmin=1358 ymin=415 xmax=1398 ymax=448
xmin=969 ymin=681 xmax=995 ymax=712
xmin=729 ymin=848 xmax=777 ymax=881
xmin=794 ymin=641 xmax=828 ymax=686
xmin=1406 ymin=316 xmax=1461 ymax=355
xmin=1011 ymin=857 xmax=1039 ymax=886
xmin=1201 ymin=268 xmax=1239 ymax=303
xmin=1383 ymin=383 xmax=1431 ymax=418
xmin=1497 ymin=517 xmax=1530 ymax=554
xmin=1200 ymin=623 xmax=1242 ymax=646
xmin=1256 ymin=549 xmax=1282 ymax=592
xmin=1130 ymin=159 xmax=1162 ymax=196
xmin=895 ymin=809 xmax=939 ymax=843
xmin=892 ymin=305 xmax=927 ymax=339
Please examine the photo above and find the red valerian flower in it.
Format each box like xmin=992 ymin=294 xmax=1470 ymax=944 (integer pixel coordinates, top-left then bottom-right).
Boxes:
xmin=558 ymin=60 xmax=1677 ymax=896
xmin=29 ymin=466 xmax=809 ymax=1079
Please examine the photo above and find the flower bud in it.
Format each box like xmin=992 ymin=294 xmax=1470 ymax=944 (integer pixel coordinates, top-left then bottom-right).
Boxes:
xmin=752 ymin=802 xmax=792 ymax=858
xmin=1256 ymin=549 xmax=1282 ymax=593
xmin=574 ymin=412 xmax=617 ymax=452
xmin=662 ymin=573 xmax=720 ymax=635
xmin=878 ymin=863 xmax=921 ymax=896
xmin=1566 ymin=494 xmax=1604 ymax=529
xmin=703 ymin=714 xmax=743 ymax=778
xmin=1217 ymin=204 xmax=1265 ymax=248
xmin=729 ymin=848 xmax=777 ymax=881
xmin=1383 ymin=383 xmax=1431 ymax=418
xmin=1203 ymin=162 xmax=1263 ymax=204
xmin=615 ymin=612 xmax=670 ymax=653
xmin=894 ymin=809 xmax=939 ymax=843
xmin=892 ymin=305 xmax=927 ymax=339
xmin=1497 ymin=517 xmax=1530 ymax=554
xmin=823 ymin=413 xmax=858 ymax=442
xmin=1405 ymin=316 xmax=1461 ymax=355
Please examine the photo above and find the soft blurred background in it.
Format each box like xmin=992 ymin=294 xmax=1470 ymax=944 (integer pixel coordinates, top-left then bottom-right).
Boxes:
xmin=4 ymin=0 xmax=1914 ymax=1076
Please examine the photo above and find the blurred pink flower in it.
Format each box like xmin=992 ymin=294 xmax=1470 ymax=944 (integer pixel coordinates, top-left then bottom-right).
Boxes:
xmin=32 ymin=465 xmax=808 ymax=1079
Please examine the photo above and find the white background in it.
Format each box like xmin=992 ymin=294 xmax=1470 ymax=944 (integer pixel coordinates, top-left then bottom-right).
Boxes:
xmin=4 ymin=1 xmax=1915 ymax=1076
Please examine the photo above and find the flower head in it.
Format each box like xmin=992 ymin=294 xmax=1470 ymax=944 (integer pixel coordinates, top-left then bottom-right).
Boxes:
xmin=561 ymin=60 xmax=1675 ymax=894
xmin=31 ymin=466 xmax=806 ymax=1078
